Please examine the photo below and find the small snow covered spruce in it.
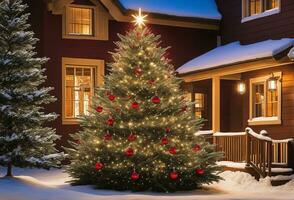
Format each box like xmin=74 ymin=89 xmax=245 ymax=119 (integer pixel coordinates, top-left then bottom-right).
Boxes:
xmin=66 ymin=26 xmax=222 ymax=192
xmin=0 ymin=0 xmax=64 ymax=176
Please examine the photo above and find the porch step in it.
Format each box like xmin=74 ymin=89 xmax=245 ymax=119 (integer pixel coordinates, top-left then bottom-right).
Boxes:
xmin=270 ymin=173 xmax=294 ymax=186
xmin=269 ymin=167 xmax=293 ymax=176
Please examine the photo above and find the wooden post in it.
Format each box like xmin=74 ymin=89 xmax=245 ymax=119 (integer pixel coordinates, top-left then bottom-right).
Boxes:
xmin=6 ymin=163 xmax=13 ymax=177
xmin=245 ymin=129 xmax=251 ymax=168
xmin=268 ymin=141 xmax=272 ymax=177
xmin=212 ymin=76 xmax=220 ymax=133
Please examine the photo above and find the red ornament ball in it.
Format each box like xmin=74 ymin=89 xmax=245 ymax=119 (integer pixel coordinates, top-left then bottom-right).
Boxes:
xmin=134 ymin=67 xmax=143 ymax=76
xmin=128 ymin=134 xmax=136 ymax=141
xmin=131 ymin=102 xmax=140 ymax=109
xmin=96 ymin=106 xmax=103 ymax=113
xmin=149 ymin=79 xmax=155 ymax=85
xmin=151 ymin=96 xmax=161 ymax=104
xmin=125 ymin=148 xmax=134 ymax=157
xmin=196 ymin=169 xmax=205 ymax=175
xmin=108 ymin=94 xmax=116 ymax=101
xmin=107 ymin=118 xmax=114 ymax=126
xmin=95 ymin=162 xmax=104 ymax=171
xmin=169 ymin=147 xmax=177 ymax=154
xmin=166 ymin=128 xmax=171 ymax=133
xmin=181 ymin=106 xmax=188 ymax=112
xmin=161 ymin=137 xmax=168 ymax=145
xmin=131 ymin=171 xmax=140 ymax=181
xmin=170 ymin=171 xmax=178 ymax=180
xmin=193 ymin=144 xmax=201 ymax=152
xmin=104 ymin=133 xmax=112 ymax=141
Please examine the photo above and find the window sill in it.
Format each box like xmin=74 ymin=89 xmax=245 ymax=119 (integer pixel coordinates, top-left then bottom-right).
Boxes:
xmin=62 ymin=34 xmax=107 ymax=41
xmin=248 ymin=117 xmax=281 ymax=125
xmin=241 ymin=8 xmax=280 ymax=23
xmin=62 ymin=119 xmax=81 ymax=125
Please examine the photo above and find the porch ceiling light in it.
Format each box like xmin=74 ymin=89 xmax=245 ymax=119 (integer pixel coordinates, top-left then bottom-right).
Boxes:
xmin=237 ymin=82 xmax=246 ymax=95
xmin=267 ymin=73 xmax=278 ymax=92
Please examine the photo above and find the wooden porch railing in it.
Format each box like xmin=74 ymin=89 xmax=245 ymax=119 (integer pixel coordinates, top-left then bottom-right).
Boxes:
xmin=213 ymin=128 xmax=293 ymax=178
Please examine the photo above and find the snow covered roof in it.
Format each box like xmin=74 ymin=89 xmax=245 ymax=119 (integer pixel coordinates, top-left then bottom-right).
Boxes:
xmin=118 ymin=0 xmax=222 ymax=20
xmin=177 ymin=38 xmax=294 ymax=74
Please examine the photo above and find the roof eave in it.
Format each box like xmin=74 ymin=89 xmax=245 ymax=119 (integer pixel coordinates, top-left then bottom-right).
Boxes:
xmin=100 ymin=0 xmax=220 ymax=30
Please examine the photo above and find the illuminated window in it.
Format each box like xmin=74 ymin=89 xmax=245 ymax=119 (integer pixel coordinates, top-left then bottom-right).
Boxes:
xmin=66 ymin=7 xmax=93 ymax=36
xmin=243 ymin=0 xmax=280 ymax=19
xmin=65 ymin=66 xmax=95 ymax=119
xmin=185 ymin=92 xmax=205 ymax=119
xmin=249 ymin=73 xmax=281 ymax=125
xmin=62 ymin=58 xmax=104 ymax=124
xmin=195 ymin=93 xmax=205 ymax=118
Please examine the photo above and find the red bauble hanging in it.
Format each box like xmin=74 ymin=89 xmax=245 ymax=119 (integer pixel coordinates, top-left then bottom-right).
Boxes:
xmin=196 ymin=169 xmax=205 ymax=175
xmin=131 ymin=102 xmax=140 ymax=109
xmin=104 ymin=132 xmax=112 ymax=141
xmin=149 ymin=79 xmax=155 ymax=85
xmin=134 ymin=67 xmax=143 ymax=76
xmin=169 ymin=147 xmax=177 ymax=154
xmin=193 ymin=144 xmax=201 ymax=152
xmin=131 ymin=171 xmax=140 ymax=181
xmin=170 ymin=171 xmax=178 ymax=180
xmin=125 ymin=148 xmax=134 ymax=157
xmin=108 ymin=94 xmax=116 ymax=101
xmin=151 ymin=96 xmax=161 ymax=104
xmin=128 ymin=133 xmax=136 ymax=141
xmin=95 ymin=162 xmax=104 ymax=171
xmin=107 ymin=117 xmax=114 ymax=126
xmin=161 ymin=137 xmax=168 ymax=145
xmin=75 ymin=139 xmax=82 ymax=145
xmin=166 ymin=128 xmax=171 ymax=133
xmin=96 ymin=106 xmax=103 ymax=113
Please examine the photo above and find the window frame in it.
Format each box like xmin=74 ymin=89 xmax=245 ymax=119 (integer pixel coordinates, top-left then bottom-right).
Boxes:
xmin=62 ymin=2 xmax=109 ymax=40
xmin=242 ymin=0 xmax=281 ymax=23
xmin=62 ymin=57 xmax=104 ymax=125
xmin=66 ymin=5 xmax=94 ymax=36
xmin=248 ymin=72 xmax=282 ymax=125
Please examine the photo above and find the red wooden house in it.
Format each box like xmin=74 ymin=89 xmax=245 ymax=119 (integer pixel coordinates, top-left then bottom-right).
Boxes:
xmin=26 ymin=0 xmax=294 ymax=181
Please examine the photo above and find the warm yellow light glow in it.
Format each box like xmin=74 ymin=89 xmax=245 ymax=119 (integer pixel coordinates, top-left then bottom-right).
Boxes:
xmin=237 ymin=82 xmax=246 ymax=95
xmin=132 ymin=8 xmax=147 ymax=27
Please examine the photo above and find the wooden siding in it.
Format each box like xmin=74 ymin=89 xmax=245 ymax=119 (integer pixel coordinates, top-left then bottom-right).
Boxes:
xmin=25 ymin=0 xmax=218 ymax=146
xmin=216 ymin=0 xmax=294 ymax=44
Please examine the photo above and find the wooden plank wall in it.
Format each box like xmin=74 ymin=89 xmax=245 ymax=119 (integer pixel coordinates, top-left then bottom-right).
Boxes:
xmin=216 ymin=0 xmax=294 ymax=45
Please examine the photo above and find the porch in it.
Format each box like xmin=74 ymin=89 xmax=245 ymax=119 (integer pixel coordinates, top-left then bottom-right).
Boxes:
xmin=178 ymin=39 xmax=294 ymax=183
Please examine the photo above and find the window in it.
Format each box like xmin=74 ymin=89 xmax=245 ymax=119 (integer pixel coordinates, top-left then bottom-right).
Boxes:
xmin=242 ymin=0 xmax=280 ymax=22
xmin=62 ymin=58 xmax=104 ymax=124
xmin=195 ymin=93 xmax=205 ymax=118
xmin=62 ymin=2 xmax=109 ymax=40
xmin=65 ymin=67 xmax=95 ymax=119
xmin=67 ymin=7 xmax=93 ymax=36
xmin=248 ymin=72 xmax=281 ymax=125
xmin=185 ymin=92 xmax=205 ymax=119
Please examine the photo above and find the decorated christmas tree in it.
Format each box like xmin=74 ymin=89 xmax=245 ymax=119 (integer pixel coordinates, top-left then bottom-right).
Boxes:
xmin=0 ymin=0 xmax=64 ymax=176
xmin=67 ymin=10 xmax=222 ymax=192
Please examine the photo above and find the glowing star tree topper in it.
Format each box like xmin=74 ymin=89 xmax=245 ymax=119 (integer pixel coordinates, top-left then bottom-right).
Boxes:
xmin=132 ymin=8 xmax=148 ymax=27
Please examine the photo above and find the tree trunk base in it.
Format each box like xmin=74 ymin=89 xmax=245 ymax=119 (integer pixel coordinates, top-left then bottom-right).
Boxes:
xmin=6 ymin=163 xmax=13 ymax=177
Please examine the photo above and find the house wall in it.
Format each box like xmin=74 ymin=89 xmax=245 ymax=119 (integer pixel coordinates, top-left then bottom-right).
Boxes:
xmin=25 ymin=0 xmax=218 ymax=146
xmin=216 ymin=0 xmax=294 ymax=44
xmin=240 ymin=64 xmax=294 ymax=140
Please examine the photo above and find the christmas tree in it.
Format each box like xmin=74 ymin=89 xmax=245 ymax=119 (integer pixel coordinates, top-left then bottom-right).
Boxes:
xmin=67 ymin=10 xmax=222 ymax=192
xmin=0 ymin=0 xmax=64 ymax=176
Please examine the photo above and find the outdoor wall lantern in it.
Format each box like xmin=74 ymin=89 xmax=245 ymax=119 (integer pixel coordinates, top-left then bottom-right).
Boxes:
xmin=267 ymin=73 xmax=278 ymax=92
xmin=237 ymin=82 xmax=246 ymax=95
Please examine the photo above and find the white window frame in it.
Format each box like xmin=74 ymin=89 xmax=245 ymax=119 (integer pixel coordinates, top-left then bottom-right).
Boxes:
xmin=242 ymin=0 xmax=281 ymax=23
xmin=62 ymin=57 xmax=104 ymax=125
xmin=62 ymin=1 xmax=109 ymax=40
xmin=248 ymin=72 xmax=282 ymax=125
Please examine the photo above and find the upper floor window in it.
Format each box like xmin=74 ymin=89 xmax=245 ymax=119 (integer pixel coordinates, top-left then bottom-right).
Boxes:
xmin=67 ymin=6 xmax=93 ymax=36
xmin=242 ymin=0 xmax=280 ymax=23
xmin=62 ymin=2 xmax=109 ymax=40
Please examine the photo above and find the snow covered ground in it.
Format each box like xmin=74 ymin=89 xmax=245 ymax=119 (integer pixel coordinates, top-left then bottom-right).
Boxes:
xmin=0 ymin=167 xmax=294 ymax=200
